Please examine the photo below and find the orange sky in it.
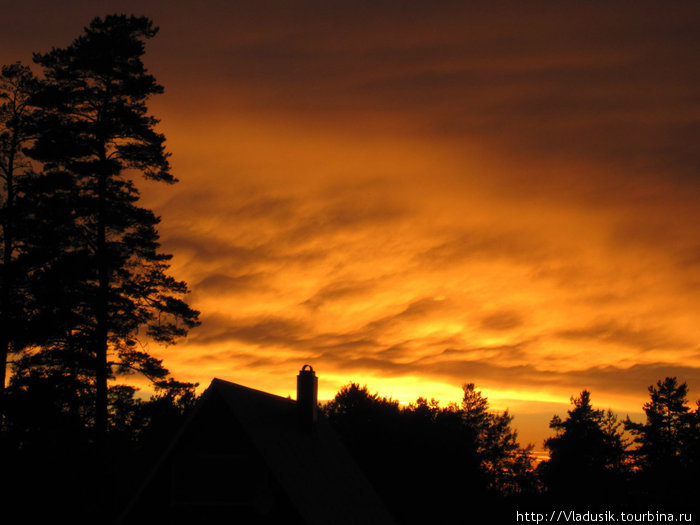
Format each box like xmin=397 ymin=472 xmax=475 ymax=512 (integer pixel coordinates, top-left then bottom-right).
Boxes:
xmin=2 ymin=1 xmax=700 ymax=450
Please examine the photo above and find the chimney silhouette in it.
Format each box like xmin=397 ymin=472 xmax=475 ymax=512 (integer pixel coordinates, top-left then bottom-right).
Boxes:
xmin=297 ymin=364 xmax=318 ymax=431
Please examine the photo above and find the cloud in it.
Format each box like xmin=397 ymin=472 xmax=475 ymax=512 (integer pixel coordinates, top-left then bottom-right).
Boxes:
xmin=418 ymin=230 xmax=549 ymax=267
xmin=432 ymin=360 xmax=700 ymax=401
xmin=131 ymin=0 xmax=700 ymax=185
xmin=480 ymin=310 xmax=525 ymax=331
xmin=194 ymin=272 xmax=267 ymax=295
xmin=365 ymin=297 xmax=451 ymax=333
xmin=302 ymin=278 xmax=380 ymax=309
xmin=189 ymin=314 xmax=310 ymax=347
xmin=163 ymin=236 xmax=272 ymax=268
xmin=318 ymin=353 xmax=700 ymax=404
xmin=555 ymin=321 xmax=690 ymax=352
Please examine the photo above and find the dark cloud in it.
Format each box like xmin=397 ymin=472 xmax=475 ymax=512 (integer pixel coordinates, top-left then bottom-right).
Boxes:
xmin=322 ymin=355 xmax=700 ymax=403
xmin=365 ymin=297 xmax=450 ymax=334
xmin=163 ymin=230 xmax=332 ymax=273
xmin=555 ymin=321 xmax=690 ymax=352
xmin=418 ymin=230 xmax=548 ymax=267
xmin=185 ymin=297 xmax=451 ymax=360
xmin=5 ymin=2 xmax=700 ymax=204
xmin=182 ymin=350 xmax=276 ymax=368
xmin=194 ymin=272 xmax=266 ymax=295
xmin=137 ymin=0 xmax=700 ymax=183
xmin=157 ymin=183 xmax=407 ymax=282
xmin=302 ymin=278 xmax=380 ymax=309
xmin=440 ymin=340 xmax=533 ymax=362
xmin=480 ymin=310 xmax=525 ymax=331
xmin=163 ymin=236 xmax=272 ymax=268
xmin=189 ymin=314 xmax=310 ymax=347
xmin=314 ymin=337 xmax=379 ymax=357
xmin=159 ymin=191 xmax=298 ymax=227
xmin=278 ymin=194 xmax=406 ymax=247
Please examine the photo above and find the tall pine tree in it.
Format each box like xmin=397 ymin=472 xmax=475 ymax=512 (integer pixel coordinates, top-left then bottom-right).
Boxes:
xmin=0 ymin=63 xmax=38 ymax=422
xmin=27 ymin=15 xmax=199 ymax=448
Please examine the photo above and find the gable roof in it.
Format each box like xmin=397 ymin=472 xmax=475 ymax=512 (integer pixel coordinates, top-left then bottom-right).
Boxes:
xmin=121 ymin=378 xmax=396 ymax=525
xmin=210 ymin=378 xmax=396 ymax=524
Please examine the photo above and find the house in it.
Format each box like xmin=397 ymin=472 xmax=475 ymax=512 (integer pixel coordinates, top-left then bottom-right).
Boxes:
xmin=118 ymin=365 xmax=396 ymax=524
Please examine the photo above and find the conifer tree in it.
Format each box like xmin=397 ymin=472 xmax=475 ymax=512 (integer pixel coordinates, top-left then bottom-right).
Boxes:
xmin=27 ymin=15 xmax=199 ymax=448
xmin=460 ymin=383 xmax=534 ymax=494
xmin=0 ymin=63 xmax=37 ymax=421
xmin=624 ymin=377 xmax=699 ymax=503
xmin=625 ymin=377 xmax=691 ymax=467
xmin=542 ymin=390 xmax=628 ymax=503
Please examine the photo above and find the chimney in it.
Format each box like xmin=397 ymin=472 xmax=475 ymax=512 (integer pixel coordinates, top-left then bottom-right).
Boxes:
xmin=297 ymin=364 xmax=318 ymax=431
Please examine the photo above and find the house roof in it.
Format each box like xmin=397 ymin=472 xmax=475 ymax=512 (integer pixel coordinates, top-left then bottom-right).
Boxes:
xmin=122 ymin=378 xmax=396 ymax=525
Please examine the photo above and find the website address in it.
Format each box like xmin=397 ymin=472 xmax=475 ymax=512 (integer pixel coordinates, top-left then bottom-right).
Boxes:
xmin=516 ymin=511 xmax=693 ymax=523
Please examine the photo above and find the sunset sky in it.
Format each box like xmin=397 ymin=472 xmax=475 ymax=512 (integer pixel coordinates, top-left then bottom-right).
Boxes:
xmin=2 ymin=1 xmax=699 ymax=450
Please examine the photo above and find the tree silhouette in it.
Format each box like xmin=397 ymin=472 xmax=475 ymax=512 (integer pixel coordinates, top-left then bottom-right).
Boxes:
xmin=2 ymin=346 xmax=198 ymax=522
xmin=0 ymin=63 xmax=38 ymax=422
xmin=323 ymin=384 xmax=408 ymax=519
xmin=624 ymin=377 xmax=699 ymax=504
xmin=27 ymin=15 xmax=200 ymax=450
xmin=625 ymin=377 xmax=689 ymax=467
xmin=541 ymin=390 xmax=628 ymax=505
xmin=685 ymin=399 xmax=700 ymax=485
xmin=324 ymin=382 xmax=535 ymax=523
xmin=460 ymin=383 xmax=535 ymax=495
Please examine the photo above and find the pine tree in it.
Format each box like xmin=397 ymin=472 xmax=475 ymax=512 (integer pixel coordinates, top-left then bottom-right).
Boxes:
xmin=542 ymin=390 xmax=628 ymax=504
xmin=0 ymin=63 xmax=38 ymax=421
xmin=27 ymin=15 xmax=200 ymax=449
xmin=624 ymin=377 xmax=699 ymax=503
xmin=625 ymin=377 xmax=690 ymax=467
xmin=460 ymin=383 xmax=535 ymax=494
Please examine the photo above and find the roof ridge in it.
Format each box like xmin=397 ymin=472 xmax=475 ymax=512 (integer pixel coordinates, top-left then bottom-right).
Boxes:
xmin=210 ymin=377 xmax=297 ymax=403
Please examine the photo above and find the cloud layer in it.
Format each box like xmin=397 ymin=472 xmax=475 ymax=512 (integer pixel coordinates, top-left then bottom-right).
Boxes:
xmin=3 ymin=1 xmax=700 ymax=447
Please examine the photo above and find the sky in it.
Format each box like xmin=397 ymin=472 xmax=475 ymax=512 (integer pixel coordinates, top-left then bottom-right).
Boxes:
xmin=2 ymin=0 xmax=699 ymax=450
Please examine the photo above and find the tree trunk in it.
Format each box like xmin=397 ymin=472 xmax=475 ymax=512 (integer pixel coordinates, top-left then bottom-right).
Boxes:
xmin=95 ymin=167 xmax=109 ymax=449
xmin=0 ymin=149 xmax=15 ymax=427
xmin=94 ymin=160 xmax=112 ymax=517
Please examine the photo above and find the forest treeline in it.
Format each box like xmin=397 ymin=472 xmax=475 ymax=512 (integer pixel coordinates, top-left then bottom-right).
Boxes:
xmin=322 ymin=377 xmax=700 ymax=523
xmin=2 ymin=366 xmax=698 ymax=522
